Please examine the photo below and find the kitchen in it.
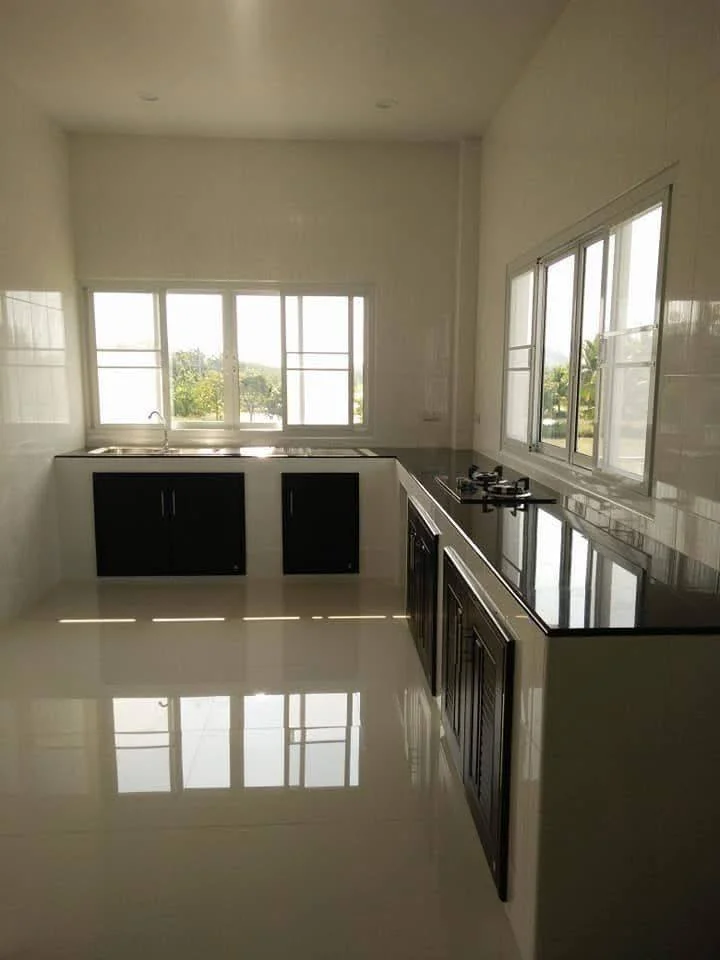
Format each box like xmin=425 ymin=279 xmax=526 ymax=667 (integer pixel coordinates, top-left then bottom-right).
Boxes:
xmin=1 ymin=1 xmax=720 ymax=958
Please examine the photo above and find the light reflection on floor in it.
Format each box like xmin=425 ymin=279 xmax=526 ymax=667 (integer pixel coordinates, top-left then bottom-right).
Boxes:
xmin=0 ymin=579 xmax=520 ymax=960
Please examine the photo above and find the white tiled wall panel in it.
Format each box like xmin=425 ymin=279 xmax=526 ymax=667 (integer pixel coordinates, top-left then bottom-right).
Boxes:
xmin=473 ymin=0 xmax=720 ymax=567
xmin=0 ymin=75 xmax=85 ymax=621
xmin=68 ymin=136 xmax=474 ymax=448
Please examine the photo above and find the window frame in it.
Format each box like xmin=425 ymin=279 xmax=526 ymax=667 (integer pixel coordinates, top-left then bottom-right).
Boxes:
xmin=502 ymin=174 xmax=672 ymax=494
xmin=83 ymin=280 xmax=372 ymax=442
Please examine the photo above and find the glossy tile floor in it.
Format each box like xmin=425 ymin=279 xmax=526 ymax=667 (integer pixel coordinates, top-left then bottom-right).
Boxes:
xmin=0 ymin=579 xmax=521 ymax=960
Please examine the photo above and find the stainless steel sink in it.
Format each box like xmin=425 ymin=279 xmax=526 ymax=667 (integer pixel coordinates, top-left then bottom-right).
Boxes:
xmin=88 ymin=446 xmax=182 ymax=456
xmin=86 ymin=445 xmax=369 ymax=457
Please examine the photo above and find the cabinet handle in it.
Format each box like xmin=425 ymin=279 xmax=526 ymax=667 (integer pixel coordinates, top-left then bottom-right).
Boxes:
xmin=289 ymin=490 xmax=294 ymax=518
xmin=171 ymin=490 xmax=176 ymax=518
xmin=160 ymin=490 xmax=165 ymax=517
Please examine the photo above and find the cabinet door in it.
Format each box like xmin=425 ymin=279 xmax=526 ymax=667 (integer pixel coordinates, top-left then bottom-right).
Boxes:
xmin=407 ymin=503 xmax=439 ymax=693
xmin=282 ymin=473 xmax=359 ymax=574
xmin=466 ymin=598 xmax=514 ymax=900
xmin=419 ymin=535 xmax=438 ymax=693
xmin=169 ymin=474 xmax=246 ymax=575
xmin=442 ymin=576 xmax=464 ymax=746
xmin=93 ymin=473 xmax=171 ymax=576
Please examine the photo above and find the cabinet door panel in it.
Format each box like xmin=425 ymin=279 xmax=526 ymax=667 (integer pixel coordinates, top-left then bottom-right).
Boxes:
xmin=407 ymin=502 xmax=439 ymax=693
xmin=93 ymin=473 xmax=170 ymax=576
xmin=467 ymin=597 xmax=514 ymax=900
xmin=169 ymin=474 xmax=246 ymax=575
xmin=442 ymin=580 xmax=464 ymax=745
xmin=282 ymin=473 xmax=359 ymax=574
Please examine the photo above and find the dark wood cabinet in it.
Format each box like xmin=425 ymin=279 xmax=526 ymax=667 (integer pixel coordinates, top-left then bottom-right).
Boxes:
xmin=442 ymin=551 xmax=514 ymax=900
xmin=282 ymin=473 xmax=359 ymax=574
xmin=93 ymin=473 xmax=246 ymax=577
xmin=406 ymin=500 xmax=439 ymax=693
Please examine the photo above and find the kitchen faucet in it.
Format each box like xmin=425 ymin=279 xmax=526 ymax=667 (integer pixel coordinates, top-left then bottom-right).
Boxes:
xmin=148 ymin=410 xmax=169 ymax=451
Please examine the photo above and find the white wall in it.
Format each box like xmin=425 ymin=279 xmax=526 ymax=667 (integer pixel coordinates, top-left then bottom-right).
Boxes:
xmin=0 ymin=74 xmax=85 ymax=621
xmin=473 ymin=0 xmax=720 ymax=566
xmin=69 ymin=135 xmax=469 ymax=447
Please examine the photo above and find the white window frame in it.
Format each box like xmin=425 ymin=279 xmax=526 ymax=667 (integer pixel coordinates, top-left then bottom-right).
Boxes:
xmin=83 ymin=281 xmax=372 ymax=444
xmin=501 ymin=171 xmax=672 ymax=494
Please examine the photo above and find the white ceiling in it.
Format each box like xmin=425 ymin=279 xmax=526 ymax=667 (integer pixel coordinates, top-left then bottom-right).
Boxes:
xmin=0 ymin=0 xmax=567 ymax=139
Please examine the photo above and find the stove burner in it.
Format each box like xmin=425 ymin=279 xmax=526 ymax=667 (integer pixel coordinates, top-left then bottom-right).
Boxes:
xmin=486 ymin=477 xmax=532 ymax=500
xmin=468 ymin=464 xmax=503 ymax=486
xmin=434 ymin=471 xmax=555 ymax=507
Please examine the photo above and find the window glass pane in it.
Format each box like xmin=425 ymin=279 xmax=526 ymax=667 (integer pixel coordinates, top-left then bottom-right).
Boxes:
xmin=285 ymin=296 xmax=300 ymax=352
xmin=237 ymin=294 xmax=282 ymax=428
xmin=93 ymin=292 xmax=157 ymax=350
xmin=612 ymin=328 xmax=655 ymax=364
xmin=300 ymin=296 xmax=349 ymax=353
xmin=97 ymin=350 xmax=159 ymax=368
xmin=286 ymin=353 xmax=348 ymax=370
xmin=606 ymin=204 xmax=662 ymax=332
xmin=508 ymin=347 xmax=531 ymax=369
xmin=540 ymin=253 xmax=575 ymax=450
xmin=509 ymin=271 xmax=534 ymax=347
xmin=597 ymin=201 xmax=664 ymax=480
xmin=94 ymin=292 xmax=161 ymax=423
xmin=353 ymin=297 xmax=364 ymax=424
xmin=98 ymin=368 xmax=162 ymax=423
xmin=576 ymin=240 xmax=603 ymax=458
xmin=287 ymin=370 xmax=349 ymax=425
xmin=505 ymin=369 xmax=530 ymax=442
xmin=167 ymin=292 xmax=224 ymax=427
xmin=600 ymin=364 xmax=652 ymax=477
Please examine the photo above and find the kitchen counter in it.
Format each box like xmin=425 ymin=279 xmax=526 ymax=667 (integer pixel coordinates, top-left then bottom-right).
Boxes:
xmin=57 ymin=446 xmax=378 ymax=458
xmin=56 ymin=444 xmax=720 ymax=633
xmin=375 ymin=447 xmax=720 ymax=636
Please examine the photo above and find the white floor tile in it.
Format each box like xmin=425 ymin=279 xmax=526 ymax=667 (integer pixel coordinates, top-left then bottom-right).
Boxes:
xmin=0 ymin=580 xmax=520 ymax=960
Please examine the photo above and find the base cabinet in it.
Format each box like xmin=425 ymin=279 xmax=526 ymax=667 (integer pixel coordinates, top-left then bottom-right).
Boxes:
xmin=93 ymin=473 xmax=246 ymax=576
xmin=406 ymin=500 xmax=439 ymax=693
xmin=442 ymin=551 xmax=513 ymax=899
xmin=282 ymin=473 xmax=360 ymax=574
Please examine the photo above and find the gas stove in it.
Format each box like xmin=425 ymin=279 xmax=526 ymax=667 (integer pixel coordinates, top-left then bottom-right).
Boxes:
xmin=434 ymin=464 xmax=557 ymax=508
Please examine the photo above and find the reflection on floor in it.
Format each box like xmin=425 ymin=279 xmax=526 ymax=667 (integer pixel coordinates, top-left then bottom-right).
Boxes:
xmin=0 ymin=580 xmax=520 ymax=960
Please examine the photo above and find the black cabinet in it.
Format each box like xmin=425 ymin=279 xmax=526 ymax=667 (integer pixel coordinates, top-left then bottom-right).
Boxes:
xmin=93 ymin=473 xmax=246 ymax=577
xmin=406 ymin=500 xmax=439 ymax=693
xmin=442 ymin=552 xmax=514 ymax=899
xmin=282 ymin=473 xmax=359 ymax=574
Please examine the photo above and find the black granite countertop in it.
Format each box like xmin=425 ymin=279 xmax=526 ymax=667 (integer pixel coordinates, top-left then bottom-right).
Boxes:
xmin=376 ymin=447 xmax=720 ymax=636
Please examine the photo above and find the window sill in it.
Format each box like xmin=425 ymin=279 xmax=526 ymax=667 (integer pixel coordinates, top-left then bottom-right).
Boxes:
xmin=499 ymin=443 xmax=656 ymax=522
